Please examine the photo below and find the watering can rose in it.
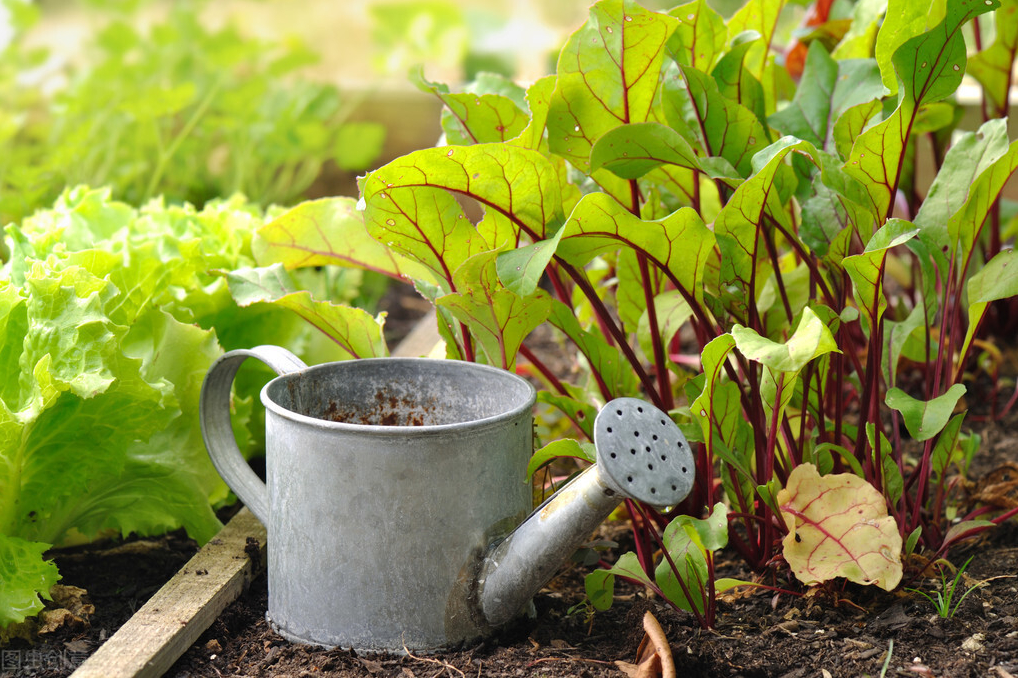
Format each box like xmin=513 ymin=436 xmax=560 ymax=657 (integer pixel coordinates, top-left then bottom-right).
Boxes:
xmin=777 ymin=464 xmax=903 ymax=591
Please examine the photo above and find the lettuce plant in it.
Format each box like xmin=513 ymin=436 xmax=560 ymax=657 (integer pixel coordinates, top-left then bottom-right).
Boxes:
xmin=0 ymin=187 xmax=339 ymax=630
xmin=248 ymin=0 xmax=1018 ymax=622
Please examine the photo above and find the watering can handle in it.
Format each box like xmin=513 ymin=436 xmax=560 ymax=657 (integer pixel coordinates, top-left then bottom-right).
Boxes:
xmin=199 ymin=345 xmax=307 ymax=526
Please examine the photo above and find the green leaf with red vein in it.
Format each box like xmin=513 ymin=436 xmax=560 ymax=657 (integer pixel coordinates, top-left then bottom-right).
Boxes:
xmin=511 ymin=75 xmax=557 ymax=151
xmin=968 ymin=0 xmax=1018 ymax=117
xmin=224 ymin=264 xmax=387 ymax=360
xmin=942 ymin=519 xmax=997 ymax=550
xmin=947 ymin=137 xmax=1018 ymax=262
xmin=832 ymin=99 xmax=882 ymax=161
xmin=637 ymin=290 xmax=692 ymax=365
xmin=253 ymin=197 xmax=426 ymax=281
xmin=495 ymin=228 xmax=566 ymax=297
xmin=713 ymin=138 xmax=823 ymax=318
xmin=778 ymin=463 xmax=903 ymax=591
xmin=874 ymin=0 xmax=941 ymax=97
xmin=845 ymin=0 xmax=999 ymax=221
xmin=732 ymin=306 xmax=839 ymax=415
xmin=362 ymin=179 xmax=482 ymax=291
xmin=655 ymin=503 xmax=731 ymax=615
xmin=547 ymin=0 xmax=679 ymax=173
xmin=800 ymin=179 xmax=863 ymax=266
xmin=553 ymin=192 xmax=714 ymax=305
xmin=914 ymin=118 xmax=1011 ymax=248
xmin=527 ymin=439 xmax=596 ymax=481
xmin=843 ymin=219 xmax=919 ymax=333
xmin=711 ymin=32 xmax=767 ymax=123
xmin=412 ymin=69 xmax=529 ymax=145
xmin=666 ymin=0 xmax=727 ymax=72
xmin=666 ymin=64 xmax=767 ymax=177
xmin=585 ymin=551 xmax=654 ymax=611
xmin=361 ymin=143 xmax=567 ymax=243
xmin=436 ymin=251 xmax=552 ymax=370
xmin=537 ymin=388 xmax=599 ymax=440
xmin=588 ymin=503 xmax=749 ymax=615
xmin=725 ymin=0 xmax=788 ymax=82
xmin=690 ymin=334 xmax=738 ymax=443
xmin=590 ymin=122 xmax=701 ymax=179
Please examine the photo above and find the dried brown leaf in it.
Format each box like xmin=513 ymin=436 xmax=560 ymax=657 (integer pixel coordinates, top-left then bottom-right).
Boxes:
xmin=614 ymin=611 xmax=675 ymax=678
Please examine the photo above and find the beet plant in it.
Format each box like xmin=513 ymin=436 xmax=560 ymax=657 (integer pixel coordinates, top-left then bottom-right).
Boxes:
xmin=242 ymin=0 xmax=1018 ymax=626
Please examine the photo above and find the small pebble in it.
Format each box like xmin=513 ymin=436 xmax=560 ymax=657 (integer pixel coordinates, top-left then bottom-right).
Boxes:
xmin=962 ymin=633 xmax=986 ymax=652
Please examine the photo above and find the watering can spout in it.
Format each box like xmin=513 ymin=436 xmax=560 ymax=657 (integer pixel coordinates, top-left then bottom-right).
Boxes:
xmin=478 ymin=397 xmax=695 ymax=628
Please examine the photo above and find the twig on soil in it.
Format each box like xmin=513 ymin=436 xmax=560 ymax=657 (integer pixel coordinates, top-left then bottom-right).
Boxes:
xmin=526 ymin=657 xmax=614 ymax=669
xmin=401 ymin=643 xmax=466 ymax=678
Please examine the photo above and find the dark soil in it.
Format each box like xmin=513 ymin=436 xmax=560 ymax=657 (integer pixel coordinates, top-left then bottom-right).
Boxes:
xmin=0 ymin=532 xmax=201 ymax=677
xmin=164 ymin=514 xmax=1018 ymax=678
xmin=6 ymin=435 xmax=1018 ymax=678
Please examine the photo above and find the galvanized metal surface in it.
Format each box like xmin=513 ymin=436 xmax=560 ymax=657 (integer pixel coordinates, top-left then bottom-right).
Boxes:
xmin=593 ymin=397 xmax=695 ymax=508
xmin=201 ymin=350 xmax=536 ymax=652
xmin=201 ymin=352 xmax=695 ymax=653
xmin=199 ymin=345 xmax=308 ymax=524
xmin=478 ymin=467 xmax=619 ymax=627
xmin=478 ymin=397 xmax=694 ymax=627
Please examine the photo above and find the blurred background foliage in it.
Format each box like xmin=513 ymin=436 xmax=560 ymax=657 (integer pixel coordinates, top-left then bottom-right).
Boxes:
xmin=0 ymin=0 xmax=771 ymax=224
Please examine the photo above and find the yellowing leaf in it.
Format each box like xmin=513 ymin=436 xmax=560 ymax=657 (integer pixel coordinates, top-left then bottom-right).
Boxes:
xmin=777 ymin=463 xmax=903 ymax=591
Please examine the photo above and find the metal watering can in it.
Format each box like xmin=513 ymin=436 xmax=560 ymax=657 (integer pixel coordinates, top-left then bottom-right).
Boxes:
xmin=199 ymin=346 xmax=694 ymax=652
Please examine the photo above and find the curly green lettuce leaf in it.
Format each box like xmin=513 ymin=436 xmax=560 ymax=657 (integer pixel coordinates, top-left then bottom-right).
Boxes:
xmin=0 ymin=187 xmax=322 ymax=629
xmin=0 ymin=535 xmax=60 ymax=627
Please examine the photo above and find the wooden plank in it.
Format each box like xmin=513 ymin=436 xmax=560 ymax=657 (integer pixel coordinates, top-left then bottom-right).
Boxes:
xmin=390 ymin=310 xmax=442 ymax=358
xmin=70 ymin=507 xmax=266 ymax=678
xmin=70 ymin=314 xmax=443 ymax=678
